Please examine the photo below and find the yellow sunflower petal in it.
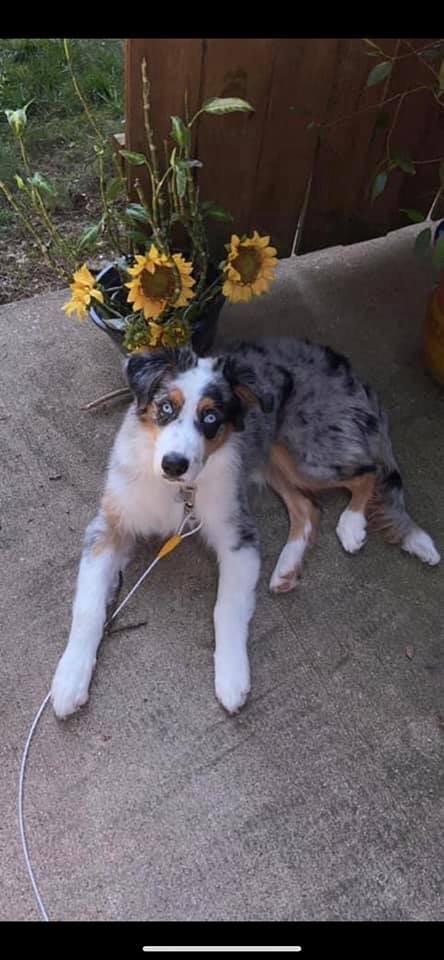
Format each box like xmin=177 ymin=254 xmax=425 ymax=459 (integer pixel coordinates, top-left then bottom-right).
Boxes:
xmin=73 ymin=264 xmax=95 ymax=287
xmin=222 ymin=280 xmax=244 ymax=303
xmin=90 ymin=288 xmax=104 ymax=303
xmin=251 ymin=277 xmax=270 ymax=295
xmin=226 ymin=266 xmax=242 ymax=282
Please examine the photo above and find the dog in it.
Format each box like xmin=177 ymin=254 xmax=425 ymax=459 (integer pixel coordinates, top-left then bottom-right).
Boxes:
xmin=51 ymin=337 xmax=440 ymax=718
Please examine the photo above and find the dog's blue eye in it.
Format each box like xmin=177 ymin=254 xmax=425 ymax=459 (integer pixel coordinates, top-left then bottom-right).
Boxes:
xmin=161 ymin=401 xmax=173 ymax=416
xmin=203 ymin=411 xmax=217 ymax=424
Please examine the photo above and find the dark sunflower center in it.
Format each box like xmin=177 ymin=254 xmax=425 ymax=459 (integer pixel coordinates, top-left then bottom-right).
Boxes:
xmin=232 ymin=248 xmax=260 ymax=284
xmin=140 ymin=265 xmax=176 ymax=301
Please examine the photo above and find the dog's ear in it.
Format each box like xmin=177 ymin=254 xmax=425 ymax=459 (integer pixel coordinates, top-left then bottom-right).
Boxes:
xmin=125 ymin=349 xmax=175 ymax=413
xmin=221 ymin=356 xmax=274 ymax=418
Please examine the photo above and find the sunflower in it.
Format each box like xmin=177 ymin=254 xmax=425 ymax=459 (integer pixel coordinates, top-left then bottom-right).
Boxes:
xmin=125 ymin=245 xmax=195 ymax=320
xmin=161 ymin=317 xmax=191 ymax=348
xmin=123 ymin=316 xmax=164 ymax=353
xmin=62 ymin=264 xmax=104 ymax=320
xmin=222 ymin=231 xmax=277 ymax=303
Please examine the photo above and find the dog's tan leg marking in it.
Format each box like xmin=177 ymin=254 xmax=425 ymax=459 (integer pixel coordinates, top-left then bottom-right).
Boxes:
xmin=266 ymin=443 xmax=320 ymax=593
xmin=336 ymin=472 xmax=376 ymax=554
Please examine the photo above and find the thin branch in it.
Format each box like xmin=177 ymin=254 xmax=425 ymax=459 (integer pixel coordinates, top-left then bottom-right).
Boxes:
xmin=81 ymin=387 xmax=132 ymax=411
xmin=402 ymin=38 xmax=441 ymax=82
xmin=319 ymin=85 xmax=430 ymax=132
xmin=364 ymin=38 xmax=444 ymax=63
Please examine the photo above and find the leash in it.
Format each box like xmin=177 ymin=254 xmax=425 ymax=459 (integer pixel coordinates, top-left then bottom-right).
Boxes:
xmin=18 ymin=486 xmax=202 ymax=922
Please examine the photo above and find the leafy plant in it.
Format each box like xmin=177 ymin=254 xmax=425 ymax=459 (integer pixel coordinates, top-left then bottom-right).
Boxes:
xmin=292 ymin=38 xmax=444 ymax=270
xmin=0 ymin=41 xmax=278 ymax=351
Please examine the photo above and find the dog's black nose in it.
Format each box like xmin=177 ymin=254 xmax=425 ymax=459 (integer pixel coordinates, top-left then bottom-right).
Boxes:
xmin=161 ymin=453 xmax=189 ymax=478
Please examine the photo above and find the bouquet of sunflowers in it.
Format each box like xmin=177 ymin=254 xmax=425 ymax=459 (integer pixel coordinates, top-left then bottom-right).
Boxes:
xmin=1 ymin=43 xmax=278 ymax=356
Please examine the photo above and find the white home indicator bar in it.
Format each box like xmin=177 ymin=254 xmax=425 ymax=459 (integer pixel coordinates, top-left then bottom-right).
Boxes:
xmin=142 ymin=948 xmax=302 ymax=953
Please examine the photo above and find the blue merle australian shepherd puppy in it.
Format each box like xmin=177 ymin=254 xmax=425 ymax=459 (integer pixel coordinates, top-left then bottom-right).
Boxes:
xmin=51 ymin=337 xmax=440 ymax=718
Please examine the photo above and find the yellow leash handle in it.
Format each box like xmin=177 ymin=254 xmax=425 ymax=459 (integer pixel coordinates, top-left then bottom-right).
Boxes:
xmin=156 ymin=533 xmax=183 ymax=560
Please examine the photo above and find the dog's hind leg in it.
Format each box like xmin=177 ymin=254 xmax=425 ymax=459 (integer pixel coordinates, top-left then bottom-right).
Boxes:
xmin=266 ymin=442 xmax=320 ymax=593
xmin=336 ymin=471 xmax=376 ymax=554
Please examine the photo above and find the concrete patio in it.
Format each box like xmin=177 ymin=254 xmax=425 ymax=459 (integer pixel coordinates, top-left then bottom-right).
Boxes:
xmin=1 ymin=224 xmax=443 ymax=922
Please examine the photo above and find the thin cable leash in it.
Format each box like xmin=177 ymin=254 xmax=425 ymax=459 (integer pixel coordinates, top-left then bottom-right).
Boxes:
xmin=18 ymin=489 xmax=202 ymax=922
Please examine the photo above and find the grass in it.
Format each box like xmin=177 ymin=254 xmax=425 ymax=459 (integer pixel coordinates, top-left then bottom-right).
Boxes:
xmin=0 ymin=38 xmax=123 ymax=230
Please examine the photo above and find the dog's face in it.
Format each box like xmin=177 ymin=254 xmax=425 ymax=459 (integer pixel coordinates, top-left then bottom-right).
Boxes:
xmin=126 ymin=347 xmax=272 ymax=484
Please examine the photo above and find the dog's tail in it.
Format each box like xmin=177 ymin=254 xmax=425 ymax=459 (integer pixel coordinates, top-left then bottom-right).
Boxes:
xmin=366 ymin=401 xmax=440 ymax=565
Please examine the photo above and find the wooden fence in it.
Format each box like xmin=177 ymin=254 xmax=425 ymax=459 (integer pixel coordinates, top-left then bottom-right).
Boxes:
xmin=124 ymin=39 xmax=443 ymax=258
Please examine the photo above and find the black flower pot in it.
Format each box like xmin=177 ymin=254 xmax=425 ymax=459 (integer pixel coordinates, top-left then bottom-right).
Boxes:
xmin=89 ymin=261 xmax=224 ymax=357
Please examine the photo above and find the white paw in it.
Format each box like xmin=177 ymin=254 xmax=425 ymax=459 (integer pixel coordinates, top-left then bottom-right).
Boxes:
xmin=336 ymin=509 xmax=367 ymax=554
xmin=270 ymin=540 xmax=305 ymax=593
xmin=402 ymin=528 xmax=441 ymax=566
xmin=51 ymin=650 xmax=95 ymax=719
xmin=215 ymin=655 xmax=250 ymax=714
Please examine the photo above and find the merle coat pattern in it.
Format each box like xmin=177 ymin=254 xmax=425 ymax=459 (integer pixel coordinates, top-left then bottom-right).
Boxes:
xmin=51 ymin=337 xmax=440 ymax=718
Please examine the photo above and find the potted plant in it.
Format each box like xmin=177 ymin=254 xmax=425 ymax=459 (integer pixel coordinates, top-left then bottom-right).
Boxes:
xmin=1 ymin=41 xmax=278 ymax=371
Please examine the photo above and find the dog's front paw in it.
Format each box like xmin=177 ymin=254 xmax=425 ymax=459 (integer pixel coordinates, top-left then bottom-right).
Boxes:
xmin=215 ymin=654 xmax=250 ymax=714
xmin=51 ymin=650 xmax=95 ymax=719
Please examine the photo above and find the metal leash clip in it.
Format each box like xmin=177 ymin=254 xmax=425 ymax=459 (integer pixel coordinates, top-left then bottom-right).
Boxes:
xmin=179 ymin=484 xmax=198 ymax=531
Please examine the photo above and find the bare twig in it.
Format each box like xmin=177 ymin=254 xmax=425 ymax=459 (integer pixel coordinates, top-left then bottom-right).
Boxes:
xmin=81 ymin=387 xmax=132 ymax=411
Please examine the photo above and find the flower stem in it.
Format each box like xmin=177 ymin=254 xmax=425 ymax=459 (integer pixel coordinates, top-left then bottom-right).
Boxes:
xmin=141 ymin=57 xmax=165 ymax=233
xmin=0 ymin=180 xmax=69 ymax=281
xmin=17 ymin=133 xmax=77 ymax=266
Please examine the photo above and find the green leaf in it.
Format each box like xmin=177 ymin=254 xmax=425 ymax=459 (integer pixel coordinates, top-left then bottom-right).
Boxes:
xmin=392 ymin=149 xmax=416 ymax=174
xmin=78 ymin=224 xmax=101 ymax=249
xmin=127 ymin=227 xmax=151 ymax=245
xmin=423 ymin=45 xmax=444 ymax=61
xmin=106 ymin=177 xmax=125 ymax=202
xmin=14 ymin=174 xmax=25 ymax=191
xmin=202 ymin=97 xmax=254 ymax=116
xmin=200 ymin=200 xmax=234 ymax=222
xmin=433 ymin=233 xmax=444 ymax=271
xmin=366 ymin=61 xmax=393 ymax=87
xmin=440 ymin=162 xmax=444 ymax=190
xmin=176 ymin=164 xmax=187 ymax=198
xmin=414 ymin=227 xmax=432 ymax=256
xmin=119 ymin=150 xmax=146 ymax=166
xmin=439 ymin=60 xmax=444 ymax=92
xmin=400 ymin=208 xmax=425 ymax=223
xmin=125 ymin=203 xmax=150 ymax=225
xmin=371 ymin=171 xmax=388 ymax=201
xmin=29 ymin=171 xmax=57 ymax=198
xmin=170 ymin=116 xmax=191 ymax=151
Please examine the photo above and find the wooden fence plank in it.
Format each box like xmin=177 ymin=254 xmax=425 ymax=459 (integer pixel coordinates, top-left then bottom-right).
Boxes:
xmin=125 ymin=38 xmax=204 ymax=200
xmin=195 ymin=38 xmax=277 ymax=257
xmin=300 ymin=38 xmax=444 ymax=252
xmin=299 ymin=38 xmax=400 ymax=253
xmin=124 ymin=39 xmax=444 ymax=258
xmin=251 ymin=38 xmax=339 ymax=256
